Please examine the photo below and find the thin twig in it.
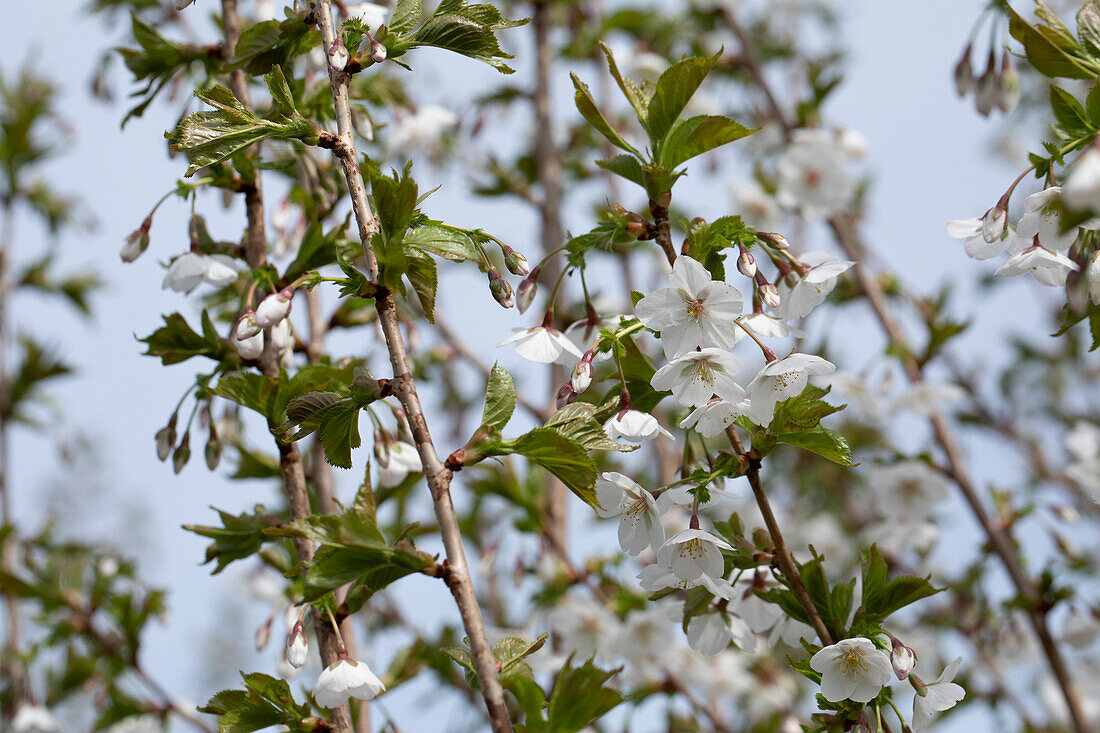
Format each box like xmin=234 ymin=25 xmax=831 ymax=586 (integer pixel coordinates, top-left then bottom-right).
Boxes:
xmin=312 ymin=2 xmax=513 ymax=730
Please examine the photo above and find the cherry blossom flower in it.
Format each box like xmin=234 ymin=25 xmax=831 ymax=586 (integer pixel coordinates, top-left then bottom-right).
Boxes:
xmin=313 ymin=656 xmax=385 ymax=708
xmin=378 ymin=442 xmax=422 ymax=488
xmin=947 ymin=217 xmax=1009 ymax=261
xmin=732 ymin=312 xmax=804 ymax=343
xmin=995 ymin=244 xmax=1079 ymax=287
xmin=746 ymin=353 xmax=836 ymax=426
xmin=730 ymin=181 xmax=782 ymax=229
xmin=687 ymin=610 xmax=756 ymax=655
xmin=162 ymin=253 xmax=239 ymax=293
xmin=236 ymin=331 xmax=264 ymax=360
xmin=776 ymin=129 xmax=855 ymax=220
xmin=656 ymin=528 xmax=733 ymax=582
xmin=651 ymin=347 xmax=743 ymax=407
xmin=809 ymin=637 xmax=892 ymax=703
xmin=680 ymin=397 xmax=749 ymax=437
xmin=890 ymin=383 xmax=965 ymax=416
xmin=12 ymin=706 xmax=61 ymax=733
xmin=865 ymin=460 xmax=948 ymax=518
xmin=634 ymin=255 xmax=744 ymax=359
xmin=1014 ymin=187 xmax=1080 ymax=252
xmin=1064 ymin=147 xmax=1100 ymax=213
xmin=498 ymin=324 xmax=583 ymax=364
xmin=605 ymin=409 xmax=673 ymax=443
xmin=890 ymin=641 xmax=916 ymax=680
xmin=595 ymin=472 xmax=666 ymax=555
xmin=777 ymin=251 xmax=855 ymax=320
xmin=912 ymin=657 xmax=966 ymax=732
xmin=636 ymin=562 xmax=735 ymax=599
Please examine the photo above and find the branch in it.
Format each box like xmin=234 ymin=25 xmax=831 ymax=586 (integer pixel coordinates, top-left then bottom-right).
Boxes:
xmin=312 ymin=3 xmax=513 ymax=730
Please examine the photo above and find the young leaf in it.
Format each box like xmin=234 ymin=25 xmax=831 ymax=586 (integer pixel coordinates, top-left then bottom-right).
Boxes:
xmin=595 ymin=154 xmax=646 ymax=188
xmin=599 ymin=41 xmax=650 ymax=124
xmin=508 ymin=428 xmax=599 ymax=508
xmin=545 ymin=657 xmax=623 ymax=732
xmin=400 ymin=0 xmax=528 ymax=74
xmin=571 ymin=73 xmax=641 ymax=157
xmin=482 ymin=363 xmax=516 ymax=429
xmin=657 ymin=115 xmax=756 ymax=170
xmin=647 ymin=53 xmax=720 ymax=143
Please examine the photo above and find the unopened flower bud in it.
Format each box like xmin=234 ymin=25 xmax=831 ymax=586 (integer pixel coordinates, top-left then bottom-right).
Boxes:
xmin=287 ymin=620 xmax=309 ymax=668
xmin=981 ymin=201 xmax=1008 ymax=243
xmin=121 ymin=216 xmax=152 ymax=263
xmin=255 ymin=616 xmax=273 ymax=651
xmin=488 ymin=270 xmax=515 ymax=309
xmin=760 ymin=231 xmax=789 ymax=250
xmin=954 ymin=45 xmax=974 ymax=97
xmin=1088 ymin=250 xmax=1100 ymax=305
xmin=328 ymin=39 xmax=349 ymax=71
xmin=570 ymin=353 xmax=594 ymax=394
xmin=998 ymin=54 xmax=1021 ymax=113
xmin=737 ymin=248 xmax=757 ymax=278
xmin=172 ymin=433 xmax=191 ymax=475
xmin=625 ymin=220 xmax=647 ymax=239
xmin=760 ymin=282 xmax=781 ymax=309
xmin=205 ymin=436 xmax=222 ymax=470
xmin=503 ymin=246 xmax=530 ymax=276
xmin=370 ymin=39 xmax=387 ymax=64
xmin=516 ymin=272 xmax=538 ymax=313
xmin=556 ymin=382 xmax=575 ymax=409
xmin=891 ymin=642 xmax=916 ymax=680
xmin=156 ymin=414 xmax=177 ymax=462
xmin=236 ymin=311 xmax=261 ymax=340
xmin=255 ymin=287 xmax=293 ymax=328
xmin=975 ymin=62 xmax=997 ymax=117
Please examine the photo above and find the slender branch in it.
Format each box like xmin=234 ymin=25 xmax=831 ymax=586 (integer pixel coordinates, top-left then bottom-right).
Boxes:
xmin=312 ymin=3 xmax=513 ymax=730
xmin=724 ymin=11 xmax=1087 ymax=730
xmin=726 ymin=428 xmax=833 ymax=645
xmin=649 ymin=198 xmax=677 ymax=267
xmin=531 ymin=0 xmax=571 ymax=558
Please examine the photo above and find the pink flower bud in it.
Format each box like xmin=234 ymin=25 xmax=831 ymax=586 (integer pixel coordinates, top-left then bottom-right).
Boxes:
xmin=998 ymin=54 xmax=1020 ymax=113
xmin=760 ymin=283 xmax=781 ymax=308
xmin=954 ymin=45 xmax=974 ymax=97
xmin=737 ymin=248 xmax=757 ymax=278
xmin=570 ymin=354 xmax=594 ymax=394
xmin=981 ymin=203 xmax=1007 ymax=243
xmin=328 ymin=39 xmax=349 ymax=71
xmin=503 ymin=246 xmax=530 ymax=276
xmin=556 ymin=382 xmax=575 ymax=409
xmin=255 ymin=287 xmax=293 ymax=328
xmin=172 ymin=433 xmax=191 ymax=475
xmin=370 ymin=40 xmax=387 ymax=64
xmin=121 ymin=216 xmax=152 ymax=263
xmin=760 ymin=231 xmax=789 ymax=250
xmin=891 ymin=642 xmax=916 ymax=680
xmin=205 ymin=436 xmax=221 ymax=470
xmin=516 ymin=269 xmax=539 ymax=313
xmin=155 ymin=415 xmax=177 ymax=462
xmin=236 ymin=311 xmax=261 ymax=340
xmin=287 ymin=620 xmax=308 ymax=668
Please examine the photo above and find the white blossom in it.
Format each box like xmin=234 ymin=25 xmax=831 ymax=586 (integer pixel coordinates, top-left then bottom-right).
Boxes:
xmin=995 ymin=245 xmax=1079 ymax=287
xmin=732 ymin=312 xmax=804 ymax=343
xmin=746 ymin=353 xmax=836 ymax=426
xmin=386 ymin=105 xmax=457 ymax=159
xmin=12 ymin=706 xmax=61 ymax=733
xmin=498 ymin=325 xmax=583 ymax=364
xmin=287 ymin=621 xmax=309 ymax=668
xmin=680 ymin=398 xmax=749 ymax=437
xmin=809 ymin=637 xmax=892 ymax=703
xmin=777 ymin=251 xmax=855 ymax=320
xmin=650 ymin=347 xmax=743 ymax=407
xmin=1015 ymin=187 xmax=1080 ymax=252
xmin=776 ymin=128 xmax=855 ymax=220
xmin=1061 ymin=607 xmax=1100 ymax=648
xmin=947 ymin=217 xmax=1008 ymax=261
xmin=604 ymin=409 xmax=673 ymax=443
xmin=594 ymin=472 xmax=666 ymax=555
xmin=686 ymin=610 xmax=755 ymax=655
xmin=546 ymin=594 xmax=620 ymax=660
xmin=313 ymin=657 xmax=385 ymax=708
xmin=1064 ymin=148 xmax=1100 ymax=213
xmin=865 ymin=460 xmax=948 ymax=519
xmin=913 ymin=657 xmax=966 ymax=732
xmin=730 ymin=181 xmax=782 ymax=229
xmin=255 ymin=288 xmax=293 ymax=328
xmin=890 ymin=383 xmax=965 ymax=416
xmin=162 ymin=253 xmax=239 ymax=293
xmin=378 ymin=442 xmax=422 ymax=488
xmin=235 ymin=331 xmax=264 ymax=360
xmin=635 ymin=255 xmax=744 ymax=359
xmin=656 ymin=528 xmax=732 ymax=582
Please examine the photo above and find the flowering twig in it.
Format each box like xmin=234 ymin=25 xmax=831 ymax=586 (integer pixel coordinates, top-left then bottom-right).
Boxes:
xmin=313 ymin=3 xmax=513 ymax=730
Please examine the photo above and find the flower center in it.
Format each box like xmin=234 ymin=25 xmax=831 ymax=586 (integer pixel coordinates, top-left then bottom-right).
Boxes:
xmin=684 ymin=298 xmax=707 ymax=322
xmin=688 ymin=359 xmax=716 ymax=385
xmin=677 ymin=538 xmax=706 ymax=562
xmin=803 ymin=167 xmax=822 ymax=188
xmin=840 ymin=649 xmax=869 ymax=681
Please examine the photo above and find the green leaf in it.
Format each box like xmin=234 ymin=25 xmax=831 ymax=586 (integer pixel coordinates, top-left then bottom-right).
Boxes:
xmin=570 ymin=73 xmax=640 ymax=157
xmin=647 ymin=53 xmax=719 ymax=143
xmin=139 ymin=312 xmax=222 ymax=365
xmin=405 ymin=223 xmax=491 ymax=268
xmin=405 ymin=248 xmax=438 ymax=322
xmin=545 ymin=402 xmax=636 ymax=453
xmin=595 ymin=154 xmax=646 ymax=188
xmin=1008 ymin=5 xmax=1096 ymax=79
xmin=506 ymin=428 xmax=599 ymax=508
xmin=657 ymin=115 xmax=756 ymax=169
xmin=231 ymin=16 xmax=320 ymax=75
xmin=545 ymin=657 xmax=623 ymax=733
xmin=1050 ymin=85 xmax=1091 ymax=135
xmin=482 ymin=363 xmax=516 ymax=429
xmin=599 ymin=41 xmax=650 ymax=124
xmin=264 ymin=65 xmax=297 ymax=115
xmin=774 ymin=425 xmax=854 ymax=466
xmin=1080 ymin=1 xmax=1100 ymax=56
xmin=184 ymin=507 xmax=270 ymax=574
xmin=860 ymin=546 xmax=941 ymax=623
xmin=389 ymin=0 xmax=423 ymax=36
xmin=317 ymin=398 xmax=363 ymax=469
xmin=402 ymin=0 xmax=528 ymax=74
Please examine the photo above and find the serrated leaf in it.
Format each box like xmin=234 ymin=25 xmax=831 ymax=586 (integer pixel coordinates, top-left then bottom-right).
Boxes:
xmin=405 ymin=223 xmax=490 ymax=268
xmin=545 ymin=657 xmax=623 ymax=733
xmin=139 ymin=312 xmax=221 ymax=365
xmin=507 ymin=428 xmax=599 ymax=508
xmin=571 ymin=73 xmax=640 ymax=157
xmin=647 ymin=52 xmax=719 ymax=143
xmin=657 ymin=114 xmax=756 ymax=169
xmin=775 ymin=425 xmax=854 ymax=466
xmin=405 ymin=248 xmax=438 ymax=322
xmin=482 ymin=363 xmax=516 ymax=429
xmin=596 ymin=154 xmax=646 ymax=188
xmin=403 ymin=0 xmax=528 ymax=74
xmin=599 ymin=41 xmax=649 ymax=124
